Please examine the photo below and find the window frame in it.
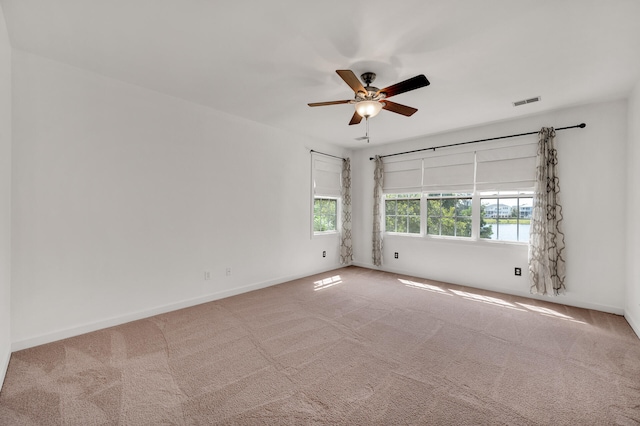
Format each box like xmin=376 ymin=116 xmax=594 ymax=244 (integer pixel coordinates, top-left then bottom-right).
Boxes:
xmin=384 ymin=193 xmax=422 ymax=235
xmin=383 ymin=190 xmax=533 ymax=245
xmin=479 ymin=191 xmax=533 ymax=243
xmin=313 ymin=196 xmax=340 ymax=236
xmin=425 ymin=192 xmax=474 ymax=239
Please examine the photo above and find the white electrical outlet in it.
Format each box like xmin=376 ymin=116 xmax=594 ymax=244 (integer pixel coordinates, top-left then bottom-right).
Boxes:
xmin=204 ymin=271 xmax=211 ymax=280
xmin=225 ymin=267 xmax=232 ymax=276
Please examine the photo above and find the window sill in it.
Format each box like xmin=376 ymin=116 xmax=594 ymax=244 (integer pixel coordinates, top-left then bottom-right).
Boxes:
xmin=384 ymin=232 xmax=528 ymax=247
xmin=313 ymin=231 xmax=340 ymax=237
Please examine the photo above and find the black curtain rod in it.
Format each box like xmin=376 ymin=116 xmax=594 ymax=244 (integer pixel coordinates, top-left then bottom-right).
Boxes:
xmin=369 ymin=123 xmax=586 ymax=161
xmin=311 ymin=149 xmax=346 ymax=160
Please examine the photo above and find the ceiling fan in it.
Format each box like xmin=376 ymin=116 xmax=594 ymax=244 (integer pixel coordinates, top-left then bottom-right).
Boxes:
xmin=308 ymin=70 xmax=430 ymax=125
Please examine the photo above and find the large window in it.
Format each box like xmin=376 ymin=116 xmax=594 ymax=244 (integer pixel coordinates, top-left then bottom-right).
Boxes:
xmin=380 ymin=142 xmax=537 ymax=244
xmin=313 ymin=198 xmax=338 ymax=233
xmin=480 ymin=192 xmax=533 ymax=242
xmin=426 ymin=193 xmax=472 ymax=237
xmin=385 ymin=194 xmax=421 ymax=234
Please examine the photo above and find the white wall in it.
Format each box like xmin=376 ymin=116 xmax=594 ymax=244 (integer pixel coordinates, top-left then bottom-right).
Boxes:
xmin=627 ymin=82 xmax=640 ymax=337
xmin=11 ymin=50 xmax=349 ymax=350
xmin=352 ymin=99 xmax=628 ymax=314
xmin=0 ymin=3 xmax=12 ymax=386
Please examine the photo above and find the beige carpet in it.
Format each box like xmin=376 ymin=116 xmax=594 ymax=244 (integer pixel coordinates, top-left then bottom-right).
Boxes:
xmin=1 ymin=266 xmax=639 ymax=425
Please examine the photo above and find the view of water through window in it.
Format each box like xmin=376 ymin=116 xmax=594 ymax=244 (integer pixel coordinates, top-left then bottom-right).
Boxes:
xmin=484 ymin=223 xmax=530 ymax=242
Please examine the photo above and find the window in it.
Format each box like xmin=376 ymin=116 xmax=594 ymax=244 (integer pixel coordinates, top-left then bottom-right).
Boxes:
xmin=426 ymin=193 xmax=472 ymax=237
xmin=480 ymin=192 xmax=533 ymax=242
xmin=311 ymin=153 xmax=342 ymax=236
xmin=378 ymin=142 xmax=537 ymax=244
xmin=313 ymin=198 xmax=338 ymax=232
xmin=385 ymin=194 xmax=421 ymax=234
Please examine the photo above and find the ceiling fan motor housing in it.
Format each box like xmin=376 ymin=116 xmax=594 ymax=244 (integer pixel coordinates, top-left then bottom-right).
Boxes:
xmin=359 ymin=72 xmax=382 ymax=99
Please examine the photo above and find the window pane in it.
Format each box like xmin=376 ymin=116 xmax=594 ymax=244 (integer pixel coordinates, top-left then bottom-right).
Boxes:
xmin=407 ymin=200 xmax=420 ymax=215
xmin=314 ymin=198 xmax=337 ymax=232
xmin=441 ymin=199 xmax=456 ymax=216
xmin=456 ymin=217 xmax=472 ymax=237
xmin=397 ymin=200 xmax=408 ymax=215
xmin=386 ymin=216 xmax=397 ymax=232
xmin=427 ymin=200 xmax=441 ymax=217
xmin=456 ymin=198 xmax=472 ymax=217
xmin=409 ymin=216 xmax=420 ymax=234
xmin=328 ymin=199 xmax=337 ymax=214
xmin=500 ymin=198 xmax=518 ymax=219
xmin=480 ymin=222 xmax=494 ymax=239
xmin=386 ymin=196 xmax=420 ymax=234
xmin=441 ymin=217 xmax=455 ymax=236
xmin=385 ymin=200 xmax=396 ymax=215
xmin=397 ymin=218 xmax=408 ymax=233
xmin=518 ymin=222 xmax=530 ymax=242
xmin=479 ymin=196 xmax=534 ymax=242
xmin=327 ymin=215 xmax=336 ymax=231
xmin=519 ymin=197 xmax=533 ymax=219
xmin=427 ymin=217 xmax=440 ymax=235
xmin=481 ymin=198 xmax=497 ymax=219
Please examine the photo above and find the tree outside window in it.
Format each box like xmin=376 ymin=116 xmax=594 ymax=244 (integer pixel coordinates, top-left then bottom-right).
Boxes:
xmin=385 ymin=194 xmax=420 ymax=234
xmin=314 ymin=198 xmax=337 ymax=232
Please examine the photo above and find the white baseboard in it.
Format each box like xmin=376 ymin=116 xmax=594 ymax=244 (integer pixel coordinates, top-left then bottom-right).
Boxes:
xmin=351 ymin=261 xmax=625 ymax=316
xmin=0 ymin=347 xmax=10 ymax=392
xmin=12 ymin=265 xmax=343 ymax=352
xmin=13 ymin=262 xmax=632 ymax=353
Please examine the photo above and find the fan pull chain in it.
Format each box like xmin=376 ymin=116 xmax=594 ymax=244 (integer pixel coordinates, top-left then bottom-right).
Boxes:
xmin=366 ymin=117 xmax=370 ymax=143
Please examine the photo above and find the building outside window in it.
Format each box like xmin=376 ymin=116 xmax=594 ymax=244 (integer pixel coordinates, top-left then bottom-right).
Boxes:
xmin=480 ymin=193 xmax=533 ymax=242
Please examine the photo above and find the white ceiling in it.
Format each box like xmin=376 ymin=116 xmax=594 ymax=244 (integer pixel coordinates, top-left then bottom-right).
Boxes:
xmin=2 ymin=0 xmax=639 ymax=147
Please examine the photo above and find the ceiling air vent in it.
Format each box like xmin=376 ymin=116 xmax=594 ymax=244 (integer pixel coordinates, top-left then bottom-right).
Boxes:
xmin=513 ymin=96 xmax=541 ymax=107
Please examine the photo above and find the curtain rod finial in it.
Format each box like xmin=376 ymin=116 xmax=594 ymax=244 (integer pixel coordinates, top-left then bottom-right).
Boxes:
xmin=579 ymin=123 xmax=586 ymax=128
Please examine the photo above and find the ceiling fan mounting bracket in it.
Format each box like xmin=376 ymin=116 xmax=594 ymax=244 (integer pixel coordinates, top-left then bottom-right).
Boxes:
xmin=361 ymin=72 xmax=376 ymax=86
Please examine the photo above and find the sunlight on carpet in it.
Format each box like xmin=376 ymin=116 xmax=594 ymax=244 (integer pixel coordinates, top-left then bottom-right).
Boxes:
xmin=313 ymin=274 xmax=342 ymax=291
xmin=400 ymin=278 xmax=587 ymax=323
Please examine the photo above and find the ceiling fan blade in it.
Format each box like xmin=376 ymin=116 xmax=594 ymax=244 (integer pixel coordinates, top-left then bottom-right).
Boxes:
xmin=336 ymin=70 xmax=367 ymax=95
xmin=382 ymin=100 xmax=418 ymax=116
xmin=377 ymin=74 xmax=430 ymax=98
xmin=308 ymin=100 xmax=352 ymax=107
xmin=349 ymin=111 xmax=363 ymax=125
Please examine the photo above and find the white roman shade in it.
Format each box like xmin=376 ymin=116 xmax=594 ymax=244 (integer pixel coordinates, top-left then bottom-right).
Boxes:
xmin=422 ymin=152 xmax=475 ymax=193
xmin=312 ymin=154 xmax=342 ymax=197
xmin=382 ymin=158 xmax=422 ymax=194
xmin=475 ymin=143 xmax=537 ymax=191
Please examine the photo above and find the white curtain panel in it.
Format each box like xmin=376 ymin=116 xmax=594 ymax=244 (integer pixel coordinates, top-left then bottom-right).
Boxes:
xmin=528 ymin=127 xmax=566 ymax=295
xmin=340 ymin=158 xmax=353 ymax=265
xmin=372 ymin=156 xmax=384 ymax=266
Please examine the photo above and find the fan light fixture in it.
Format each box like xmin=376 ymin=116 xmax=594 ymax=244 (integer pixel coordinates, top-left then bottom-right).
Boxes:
xmin=355 ymin=100 xmax=383 ymax=118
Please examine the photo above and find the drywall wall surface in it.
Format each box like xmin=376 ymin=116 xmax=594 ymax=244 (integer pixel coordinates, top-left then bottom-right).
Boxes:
xmin=627 ymin=82 xmax=640 ymax=337
xmin=11 ymin=50 xmax=348 ymax=349
xmin=0 ymin=2 xmax=11 ymax=388
xmin=352 ymin=99 xmax=628 ymax=314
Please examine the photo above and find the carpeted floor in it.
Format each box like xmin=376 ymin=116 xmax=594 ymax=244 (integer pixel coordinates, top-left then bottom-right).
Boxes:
xmin=1 ymin=266 xmax=639 ymax=425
